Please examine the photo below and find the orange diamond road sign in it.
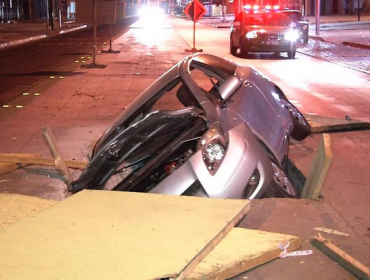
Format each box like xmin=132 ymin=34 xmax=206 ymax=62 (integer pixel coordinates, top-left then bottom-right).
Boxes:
xmin=184 ymin=0 xmax=206 ymax=23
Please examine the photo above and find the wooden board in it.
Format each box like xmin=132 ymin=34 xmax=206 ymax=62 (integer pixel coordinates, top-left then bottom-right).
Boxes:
xmin=0 ymin=153 xmax=87 ymax=169
xmin=304 ymin=114 xmax=370 ymax=133
xmin=0 ymin=153 xmax=40 ymax=175
xmin=312 ymin=234 xmax=370 ymax=280
xmin=0 ymin=162 xmax=23 ymax=175
xmin=42 ymin=125 xmax=73 ymax=185
xmin=187 ymin=228 xmax=301 ymax=280
xmin=300 ymin=134 xmax=332 ymax=199
xmin=0 ymin=193 xmax=56 ymax=231
xmin=0 ymin=190 xmax=250 ymax=280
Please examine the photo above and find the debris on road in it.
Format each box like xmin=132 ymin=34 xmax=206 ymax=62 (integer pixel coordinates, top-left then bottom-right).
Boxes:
xmin=311 ymin=233 xmax=370 ymax=280
xmin=279 ymin=241 xmax=313 ymax=258
xmin=313 ymin=227 xmax=349 ymax=237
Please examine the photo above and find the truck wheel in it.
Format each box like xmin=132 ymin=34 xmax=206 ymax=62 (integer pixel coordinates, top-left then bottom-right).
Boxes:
xmin=303 ymin=35 xmax=309 ymax=43
xmin=230 ymin=38 xmax=237 ymax=56
xmin=287 ymin=48 xmax=296 ymax=59
xmin=240 ymin=39 xmax=248 ymax=58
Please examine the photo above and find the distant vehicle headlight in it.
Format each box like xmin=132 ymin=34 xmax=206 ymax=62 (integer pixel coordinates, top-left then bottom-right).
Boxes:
xmin=284 ymin=30 xmax=299 ymax=41
xmin=246 ymin=31 xmax=258 ymax=39
xmin=138 ymin=6 xmax=164 ymax=19
xmin=200 ymin=124 xmax=228 ymax=175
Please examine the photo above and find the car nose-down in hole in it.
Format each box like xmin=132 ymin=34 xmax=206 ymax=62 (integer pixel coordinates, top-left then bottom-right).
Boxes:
xmin=70 ymin=54 xmax=311 ymax=199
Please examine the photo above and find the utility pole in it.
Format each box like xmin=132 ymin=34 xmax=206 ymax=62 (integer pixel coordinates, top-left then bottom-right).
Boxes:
xmin=80 ymin=0 xmax=107 ymax=68
xmin=28 ymin=0 xmax=32 ymax=20
xmin=315 ymin=0 xmax=320 ymax=35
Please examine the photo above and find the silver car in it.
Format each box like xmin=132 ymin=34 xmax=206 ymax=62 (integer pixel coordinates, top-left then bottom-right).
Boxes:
xmin=70 ymin=54 xmax=310 ymax=199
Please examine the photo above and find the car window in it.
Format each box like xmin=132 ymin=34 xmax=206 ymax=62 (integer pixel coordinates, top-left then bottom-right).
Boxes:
xmin=244 ymin=12 xmax=288 ymax=26
xmin=149 ymin=81 xmax=190 ymax=113
xmin=284 ymin=12 xmax=301 ymax=21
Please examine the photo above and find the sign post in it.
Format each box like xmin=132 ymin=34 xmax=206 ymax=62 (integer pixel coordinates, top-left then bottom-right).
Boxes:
xmin=184 ymin=0 xmax=206 ymax=53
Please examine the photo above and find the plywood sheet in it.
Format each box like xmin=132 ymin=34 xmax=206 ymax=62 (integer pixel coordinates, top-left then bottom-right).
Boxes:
xmin=0 ymin=193 xmax=56 ymax=230
xmin=187 ymin=228 xmax=302 ymax=280
xmin=0 ymin=190 xmax=249 ymax=280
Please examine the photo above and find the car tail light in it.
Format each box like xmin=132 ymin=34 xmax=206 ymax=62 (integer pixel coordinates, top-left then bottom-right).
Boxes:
xmin=200 ymin=124 xmax=228 ymax=175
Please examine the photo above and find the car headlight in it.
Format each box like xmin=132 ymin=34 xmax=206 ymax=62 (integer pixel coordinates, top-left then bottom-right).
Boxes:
xmin=284 ymin=30 xmax=299 ymax=41
xmin=246 ymin=31 xmax=258 ymax=39
xmin=200 ymin=124 xmax=228 ymax=175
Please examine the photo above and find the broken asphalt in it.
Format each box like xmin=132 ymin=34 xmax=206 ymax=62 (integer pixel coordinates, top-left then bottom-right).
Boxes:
xmin=0 ymin=14 xmax=369 ymax=280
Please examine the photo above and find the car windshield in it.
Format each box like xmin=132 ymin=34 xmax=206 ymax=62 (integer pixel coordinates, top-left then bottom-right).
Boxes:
xmin=244 ymin=12 xmax=288 ymax=26
xmin=282 ymin=11 xmax=302 ymax=21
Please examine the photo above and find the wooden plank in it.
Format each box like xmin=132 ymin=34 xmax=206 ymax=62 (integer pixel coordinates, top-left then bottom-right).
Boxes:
xmin=311 ymin=234 xmax=370 ymax=280
xmin=0 ymin=191 xmax=250 ymax=280
xmin=300 ymin=134 xmax=332 ymax=199
xmin=42 ymin=125 xmax=73 ymax=185
xmin=0 ymin=153 xmax=40 ymax=175
xmin=186 ymin=228 xmax=302 ymax=280
xmin=0 ymin=153 xmax=88 ymax=169
xmin=304 ymin=114 xmax=370 ymax=133
xmin=0 ymin=162 xmax=23 ymax=175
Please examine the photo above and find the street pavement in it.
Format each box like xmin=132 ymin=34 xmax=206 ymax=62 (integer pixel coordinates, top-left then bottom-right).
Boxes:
xmin=0 ymin=15 xmax=370 ymax=280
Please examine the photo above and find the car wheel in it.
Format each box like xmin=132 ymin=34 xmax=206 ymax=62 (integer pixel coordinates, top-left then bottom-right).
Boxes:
xmin=264 ymin=162 xmax=298 ymax=198
xmin=281 ymin=99 xmax=311 ymax=140
xmin=287 ymin=48 xmax=296 ymax=59
xmin=240 ymin=38 xmax=248 ymax=58
xmin=230 ymin=38 xmax=237 ymax=56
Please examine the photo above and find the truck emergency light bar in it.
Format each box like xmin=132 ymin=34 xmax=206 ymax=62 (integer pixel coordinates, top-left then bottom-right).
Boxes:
xmin=243 ymin=4 xmax=280 ymax=11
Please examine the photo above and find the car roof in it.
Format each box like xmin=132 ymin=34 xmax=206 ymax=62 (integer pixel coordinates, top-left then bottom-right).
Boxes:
xmin=280 ymin=10 xmax=301 ymax=13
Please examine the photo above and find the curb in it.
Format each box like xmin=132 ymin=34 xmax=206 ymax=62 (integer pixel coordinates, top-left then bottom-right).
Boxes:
xmin=342 ymin=41 xmax=370 ymax=50
xmin=0 ymin=25 xmax=88 ymax=51
xmin=309 ymin=35 xmax=370 ymax=50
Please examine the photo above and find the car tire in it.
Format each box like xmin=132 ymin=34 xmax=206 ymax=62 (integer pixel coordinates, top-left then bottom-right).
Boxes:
xmin=281 ymin=99 xmax=311 ymax=140
xmin=263 ymin=162 xmax=298 ymax=198
xmin=287 ymin=47 xmax=296 ymax=59
xmin=230 ymin=38 xmax=237 ymax=56
xmin=240 ymin=39 xmax=248 ymax=58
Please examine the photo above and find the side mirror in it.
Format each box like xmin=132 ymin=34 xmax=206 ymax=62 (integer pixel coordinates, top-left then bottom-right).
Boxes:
xmin=219 ymin=75 xmax=242 ymax=101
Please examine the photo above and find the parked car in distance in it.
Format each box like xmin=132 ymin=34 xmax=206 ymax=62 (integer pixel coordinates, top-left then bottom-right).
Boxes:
xmin=280 ymin=9 xmax=309 ymax=43
xmin=230 ymin=8 xmax=299 ymax=58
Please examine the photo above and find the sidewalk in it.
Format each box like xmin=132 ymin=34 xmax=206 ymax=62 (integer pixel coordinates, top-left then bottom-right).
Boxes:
xmin=0 ymin=20 xmax=88 ymax=49
xmin=0 ymin=15 xmax=370 ymax=280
